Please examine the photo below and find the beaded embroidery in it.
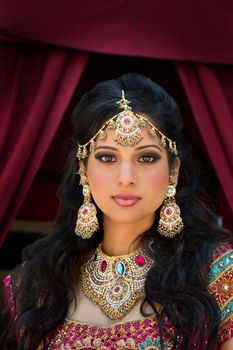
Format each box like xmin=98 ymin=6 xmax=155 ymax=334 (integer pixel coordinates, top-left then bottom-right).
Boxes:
xmin=208 ymin=243 xmax=233 ymax=343
xmin=47 ymin=317 xmax=175 ymax=350
xmin=138 ymin=336 xmax=171 ymax=350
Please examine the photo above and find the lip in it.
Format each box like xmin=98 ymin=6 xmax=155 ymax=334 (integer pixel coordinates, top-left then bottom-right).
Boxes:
xmin=112 ymin=195 xmax=141 ymax=207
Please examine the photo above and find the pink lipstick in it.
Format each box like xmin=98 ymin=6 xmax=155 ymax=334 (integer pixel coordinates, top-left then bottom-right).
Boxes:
xmin=112 ymin=195 xmax=140 ymax=207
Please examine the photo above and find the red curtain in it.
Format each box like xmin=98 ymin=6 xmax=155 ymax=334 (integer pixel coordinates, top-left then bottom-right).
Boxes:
xmin=176 ymin=64 xmax=233 ymax=214
xmin=0 ymin=43 xmax=89 ymax=247
xmin=0 ymin=1 xmax=232 ymax=64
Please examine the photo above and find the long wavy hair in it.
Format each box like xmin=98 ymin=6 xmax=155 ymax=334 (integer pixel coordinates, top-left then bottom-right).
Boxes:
xmin=2 ymin=73 xmax=232 ymax=349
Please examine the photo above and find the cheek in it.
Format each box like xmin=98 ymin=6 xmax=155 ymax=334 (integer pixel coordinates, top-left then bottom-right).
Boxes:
xmin=87 ymin=169 xmax=113 ymax=213
xmin=145 ymin=169 xmax=169 ymax=211
xmin=87 ymin=167 xmax=111 ymax=194
xmin=146 ymin=168 xmax=169 ymax=191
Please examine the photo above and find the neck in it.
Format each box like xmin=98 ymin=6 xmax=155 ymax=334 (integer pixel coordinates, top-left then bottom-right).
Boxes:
xmin=102 ymin=215 xmax=154 ymax=256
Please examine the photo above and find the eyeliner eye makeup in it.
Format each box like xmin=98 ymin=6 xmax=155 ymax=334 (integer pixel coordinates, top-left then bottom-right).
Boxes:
xmin=137 ymin=153 xmax=161 ymax=163
xmin=94 ymin=152 xmax=161 ymax=164
xmin=94 ymin=153 xmax=117 ymax=163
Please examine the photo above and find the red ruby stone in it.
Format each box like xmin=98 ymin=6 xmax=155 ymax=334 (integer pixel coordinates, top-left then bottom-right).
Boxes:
xmin=220 ymin=295 xmax=225 ymax=302
xmin=114 ymin=286 xmax=120 ymax=292
xmin=165 ymin=208 xmax=172 ymax=216
xmin=135 ymin=255 xmax=145 ymax=267
xmin=100 ymin=260 xmax=107 ymax=272
xmin=83 ymin=208 xmax=88 ymax=215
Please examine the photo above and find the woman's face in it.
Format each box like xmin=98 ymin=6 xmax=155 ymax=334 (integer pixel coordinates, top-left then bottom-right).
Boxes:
xmin=86 ymin=127 xmax=179 ymax=226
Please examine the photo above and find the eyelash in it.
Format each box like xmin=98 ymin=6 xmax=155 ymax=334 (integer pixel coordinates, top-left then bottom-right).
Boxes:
xmin=138 ymin=154 xmax=160 ymax=163
xmin=94 ymin=153 xmax=161 ymax=163
xmin=95 ymin=154 xmax=116 ymax=163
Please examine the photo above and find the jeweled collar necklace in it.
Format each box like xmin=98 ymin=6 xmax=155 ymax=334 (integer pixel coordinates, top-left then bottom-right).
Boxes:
xmin=80 ymin=244 xmax=154 ymax=320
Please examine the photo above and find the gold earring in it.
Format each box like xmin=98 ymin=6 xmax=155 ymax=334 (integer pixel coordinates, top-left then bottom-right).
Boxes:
xmin=157 ymin=179 xmax=184 ymax=238
xmin=75 ymin=163 xmax=99 ymax=239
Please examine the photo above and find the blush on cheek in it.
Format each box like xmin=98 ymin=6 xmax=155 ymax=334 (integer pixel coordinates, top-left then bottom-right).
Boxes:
xmin=89 ymin=172 xmax=109 ymax=190
xmin=147 ymin=171 xmax=169 ymax=190
xmin=147 ymin=171 xmax=169 ymax=212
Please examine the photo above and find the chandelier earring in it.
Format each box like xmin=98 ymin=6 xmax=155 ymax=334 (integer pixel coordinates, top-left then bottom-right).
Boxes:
xmin=75 ymin=162 xmax=99 ymax=239
xmin=157 ymin=175 xmax=184 ymax=238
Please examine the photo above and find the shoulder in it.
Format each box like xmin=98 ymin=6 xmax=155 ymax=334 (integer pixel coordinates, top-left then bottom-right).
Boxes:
xmin=208 ymin=242 xmax=233 ymax=344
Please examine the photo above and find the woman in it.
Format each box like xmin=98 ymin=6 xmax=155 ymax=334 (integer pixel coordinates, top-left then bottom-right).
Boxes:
xmin=2 ymin=73 xmax=233 ymax=349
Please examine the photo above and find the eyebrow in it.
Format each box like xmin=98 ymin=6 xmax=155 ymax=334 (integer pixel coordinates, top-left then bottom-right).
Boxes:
xmin=94 ymin=144 xmax=162 ymax=152
xmin=136 ymin=144 xmax=162 ymax=151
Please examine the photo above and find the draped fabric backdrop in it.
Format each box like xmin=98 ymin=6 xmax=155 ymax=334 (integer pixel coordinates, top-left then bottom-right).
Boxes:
xmin=0 ymin=0 xmax=233 ymax=247
xmin=0 ymin=45 xmax=89 ymax=247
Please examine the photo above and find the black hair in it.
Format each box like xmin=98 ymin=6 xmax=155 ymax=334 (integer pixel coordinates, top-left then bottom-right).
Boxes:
xmin=2 ymin=73 xmax=232 ymax=349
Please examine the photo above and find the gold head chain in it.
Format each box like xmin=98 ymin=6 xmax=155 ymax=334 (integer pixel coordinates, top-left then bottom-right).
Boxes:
xmin=76 ymin=90 xmax=178 ymax=159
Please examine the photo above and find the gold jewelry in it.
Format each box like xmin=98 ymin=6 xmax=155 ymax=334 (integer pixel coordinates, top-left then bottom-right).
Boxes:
xmin=75 ymin=163 xmax=99 ymax=239
xmin=76 ymin=90 xmax=178 ymax=159
xmin=80 ymin=244 xmax=154 ymax=320
xmin=158 ymin=184 xmax=184 ymax=238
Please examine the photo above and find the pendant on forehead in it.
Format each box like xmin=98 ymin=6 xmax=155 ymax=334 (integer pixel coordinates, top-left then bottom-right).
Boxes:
xmin=111 ymin=90 xmax=146 ymax=147
xmin=109 ymin=111 xmax=145 ymax=147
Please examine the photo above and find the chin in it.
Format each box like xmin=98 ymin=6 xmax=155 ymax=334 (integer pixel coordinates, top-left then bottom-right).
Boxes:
xmin=104 ymin=211 xmax=153 ymax=225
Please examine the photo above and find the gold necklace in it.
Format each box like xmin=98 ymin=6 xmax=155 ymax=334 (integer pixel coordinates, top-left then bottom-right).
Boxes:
xmin=80 ymin=244 xmax=154 ymax=320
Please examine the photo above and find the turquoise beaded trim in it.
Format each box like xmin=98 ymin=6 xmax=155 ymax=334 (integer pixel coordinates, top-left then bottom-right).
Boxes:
xmin=138 ymin=336 xmax=170 ymax=349
xmin=220 ymin=300 xmax=233 ymax=322
xmin=209 ymin=250 xmax=233 ymax=284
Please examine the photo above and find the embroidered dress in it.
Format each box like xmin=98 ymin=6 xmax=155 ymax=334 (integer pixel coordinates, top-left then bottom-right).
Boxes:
xmin=3 ymin=243 xmax=233 ymax=349
xmin=46 ymin=318 xmax=175 ymax=350
xmin=208 ymin=243 xmax=233 ymax=343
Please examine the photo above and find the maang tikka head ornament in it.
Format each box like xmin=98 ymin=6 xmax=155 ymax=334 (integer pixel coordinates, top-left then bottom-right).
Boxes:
xmin=76 ymin=90 xmax=178 ymax=159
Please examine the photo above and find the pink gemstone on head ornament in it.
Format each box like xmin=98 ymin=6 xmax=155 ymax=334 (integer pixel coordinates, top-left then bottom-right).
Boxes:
xmin=124 ymin=117 xmax=131 ymax=125
xmin=113 ymin=111 xmax=144 ymax=147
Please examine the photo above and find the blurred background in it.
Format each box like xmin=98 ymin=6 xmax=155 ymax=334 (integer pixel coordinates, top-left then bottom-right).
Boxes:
xmin=0 ymin=1 xmax=232 ymax=296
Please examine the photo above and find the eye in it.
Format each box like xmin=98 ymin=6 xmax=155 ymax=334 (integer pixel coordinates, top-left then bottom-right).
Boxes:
xmin=138 ymin=153 xmax=161 ymax=163
xmin=95 ymin=153 xmax=117 ymax=163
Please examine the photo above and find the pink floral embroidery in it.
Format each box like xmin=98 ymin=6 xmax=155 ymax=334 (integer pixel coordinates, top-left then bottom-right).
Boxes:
xmin=47 ymin=317 xmax=175 ymax=350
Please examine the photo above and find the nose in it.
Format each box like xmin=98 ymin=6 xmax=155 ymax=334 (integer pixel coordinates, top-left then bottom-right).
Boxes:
xmin=118 ymin=161 xmax=136 ymax=186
